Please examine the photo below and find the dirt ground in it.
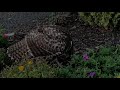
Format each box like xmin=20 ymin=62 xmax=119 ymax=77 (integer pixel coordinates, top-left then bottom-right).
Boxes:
xmin=69 ymin=20 xmax=120 ymax=54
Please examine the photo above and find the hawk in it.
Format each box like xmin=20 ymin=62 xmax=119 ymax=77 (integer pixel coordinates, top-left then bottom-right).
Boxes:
xmin=7 ymin=25 xmax=73 ymax=66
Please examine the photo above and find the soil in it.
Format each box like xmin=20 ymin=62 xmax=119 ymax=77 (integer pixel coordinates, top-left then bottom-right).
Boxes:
xmin=69 ymin=20 xmax=120 ymax=54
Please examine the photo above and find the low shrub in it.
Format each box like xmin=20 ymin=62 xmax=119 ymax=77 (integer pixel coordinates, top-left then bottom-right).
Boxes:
xmin=1 ymin=45 xmax=120 ymax=78
xmin=78 ymin=12 xmax=120 ymax=30
xmin=0 ymin=60 xmax=56 ymax=78
xmin=0 ymin=35 xmax=9 ymax=48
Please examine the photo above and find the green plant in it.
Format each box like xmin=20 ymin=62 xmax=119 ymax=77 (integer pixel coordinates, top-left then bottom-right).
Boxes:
xmin=0 ymin=50 xmax=7 ymax=70
xmin=0 ymin=26 xmax=13 ymax=48
xmin=0 ymin=35 xmax=9 ymax=48
xmin=0 ymin=49 xmax=13 ymax=71
xmin=0 ymin=25 xmax=5 ymax=34
xmin=2 ymin=45 xmax=120 ymax=78
xmin=0 ymin=50 xmax=6 ymax=66
xmin=78 ymin=12 xmax=120 ymax=30
xmin=56 ymin=45 xmax=120 ymax=78
xmin=0 ymin=60 xmax=56 ymax=78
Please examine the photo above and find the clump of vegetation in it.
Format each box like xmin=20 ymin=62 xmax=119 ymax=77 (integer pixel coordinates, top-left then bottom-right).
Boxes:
xmin=0 ymin=49 xmax=6 ymax=70
xmin=0 ymin=26 xmax=10 ymax=48
xmin=0 ymin=35 xmax=9 ymax=48
xmin=0 ymin=48 xmax=13 ymax=71
xmin=79 ymin=12 xmax=120 ymax=30
xmin=1 ymin=45 xmax=120 ymax=78
xmin=0 ymin=25 xmax=5 ymax=34
xmin=0 ymin=26 xmax=14 ymax=71
xmin=0 ymin=60 xmax=56 ymax=78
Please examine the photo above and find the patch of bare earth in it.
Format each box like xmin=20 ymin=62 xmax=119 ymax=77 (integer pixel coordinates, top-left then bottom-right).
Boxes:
xmin=69 ymin=20 xmax=120 ymax=54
